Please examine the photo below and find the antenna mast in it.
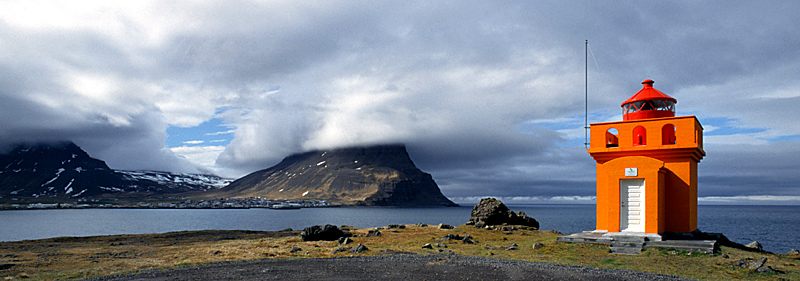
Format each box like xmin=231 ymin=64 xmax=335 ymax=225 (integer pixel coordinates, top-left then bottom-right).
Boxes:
xmin=584 ymin=40 xmax=589 ymax=149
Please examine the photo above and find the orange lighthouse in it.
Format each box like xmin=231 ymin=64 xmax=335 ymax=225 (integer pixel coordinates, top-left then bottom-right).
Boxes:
xmin=588 ymin=79 xmax=704 ymax=239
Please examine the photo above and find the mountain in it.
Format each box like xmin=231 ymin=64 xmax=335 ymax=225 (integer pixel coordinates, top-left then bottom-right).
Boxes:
xmin=0 ymin=142 xmax=230 ymax=201
xmin=209 ymin=144 xmax=457 ymax=207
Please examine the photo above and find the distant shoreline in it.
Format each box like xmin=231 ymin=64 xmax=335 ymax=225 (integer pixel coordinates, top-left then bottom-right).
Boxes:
xmin=0 ymin=205 xmax=342 ymax=211
xmin=6 ymin=203 xmax=800 ymax=211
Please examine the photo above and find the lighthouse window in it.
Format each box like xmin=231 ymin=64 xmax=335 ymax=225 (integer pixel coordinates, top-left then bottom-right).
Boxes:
xmin=662 ymin=124 xmax=676 ymax=145
xmin=624 ymin=100 xmax=675 ymax=114
xmin=652 ymin=100 xmax=675 ymax=112
xmin=606 ymin=128 xmax=619 ymax=148
xmin=633 ymin=126 xmax=646 ymax=146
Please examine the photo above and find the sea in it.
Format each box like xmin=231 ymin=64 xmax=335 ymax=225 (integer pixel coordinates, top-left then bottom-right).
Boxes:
xmin=0 ymin=205 xmax=797 ymax=253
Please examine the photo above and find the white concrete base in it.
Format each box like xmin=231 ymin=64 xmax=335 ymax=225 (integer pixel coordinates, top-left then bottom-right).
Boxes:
xmin=602 ymin=232 xmax=662 ymax=241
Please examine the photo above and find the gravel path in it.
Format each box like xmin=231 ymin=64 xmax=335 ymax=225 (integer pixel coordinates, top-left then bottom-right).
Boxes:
xmin=92 ymin=253 xmax=689 ymax=281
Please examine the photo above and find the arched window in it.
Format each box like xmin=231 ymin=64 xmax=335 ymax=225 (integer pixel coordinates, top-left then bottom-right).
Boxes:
xmin=662 ymin=124 xmax=676 ymax=145
xmin=633 ymin=126 xmax=646 ymax=146
xmin=606 ymin=128 xmax=619 ymax=148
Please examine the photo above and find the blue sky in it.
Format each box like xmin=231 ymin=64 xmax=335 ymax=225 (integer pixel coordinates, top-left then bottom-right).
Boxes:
xmin=166 ymin=118 xmax=233 ymax=148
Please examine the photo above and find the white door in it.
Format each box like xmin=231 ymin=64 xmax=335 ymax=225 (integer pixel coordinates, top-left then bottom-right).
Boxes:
xmin=620 ymin=179 xmax=645 ymax=232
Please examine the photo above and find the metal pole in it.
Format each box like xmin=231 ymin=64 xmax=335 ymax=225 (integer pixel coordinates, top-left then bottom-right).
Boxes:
xmin=584 ymin=40 xmax=589 ymax=149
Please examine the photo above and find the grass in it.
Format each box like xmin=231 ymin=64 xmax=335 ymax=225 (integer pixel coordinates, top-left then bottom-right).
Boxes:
xmin=0 ymin=225 xmax=798 ymax=280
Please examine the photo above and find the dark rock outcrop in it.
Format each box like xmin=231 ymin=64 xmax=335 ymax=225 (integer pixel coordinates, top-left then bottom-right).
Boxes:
xmin=300 ymin=224 xmax=348 ymax=241
xmin=467 ymin=198 xmax=539 ymax=229
xmin=212 ymin=144 xmax=457 ymax=207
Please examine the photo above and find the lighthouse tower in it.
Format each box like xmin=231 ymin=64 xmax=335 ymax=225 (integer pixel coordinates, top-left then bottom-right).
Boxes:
xmin=588 ymin=79 xmax=705 ymax=238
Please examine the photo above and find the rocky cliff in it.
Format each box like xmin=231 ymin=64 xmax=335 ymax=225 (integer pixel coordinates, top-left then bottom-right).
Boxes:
xmin=0 ymin=142 xmax=230 ymax=201
xmin=213 ymin=145 xmax=457 ymax=207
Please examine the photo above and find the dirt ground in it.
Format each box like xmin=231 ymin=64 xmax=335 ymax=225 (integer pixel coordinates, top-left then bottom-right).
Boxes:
xmin=90 ymin=253 xmax=686 ymax=281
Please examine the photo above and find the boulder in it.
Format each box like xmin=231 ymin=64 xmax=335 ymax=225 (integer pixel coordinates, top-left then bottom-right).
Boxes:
xmin=422 ymin=243 xmax=433 ymax=249
xmin=786 ymin=249 xmax=800 ymax=255
xmin=352 ymin=244 xmax=369 ymax=253
xmin=462 ymin=235 xmax=475 ymax=244
xmin=338 ymin=237 xmax=353 ymax=245
xmin=532 ymin=242 xmax=545 ymax=250
xmin=467 ymin=198 xmax=539 ymax=229
xmin=736 ymin=257 xmax=783 ymax=274
xmin=506 ymin=243 xmax=519 ymax=251
xmin=301 ymin=225 xmax=348 ymax=241
xmin=442 ymin=234 xmax=465 ymax=241
xmin=289 ymin=246 xmax=303 ymax=253
xmin=441 ymin=234 xmax=476 ymax=244
xmin=438 ymin=224 xmax=454 ymax=229
xmin=745 ymin=241 xmax=763 ymax=251
xmin=366 ymin=229 xmax=382 ymax=237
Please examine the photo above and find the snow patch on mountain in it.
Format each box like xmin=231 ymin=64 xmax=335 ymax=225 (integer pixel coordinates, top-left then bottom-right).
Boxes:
xmin=72 ymin=189 xmax=86 ymax=197
xmin=116 ymin=170 xmax=232 ymax=190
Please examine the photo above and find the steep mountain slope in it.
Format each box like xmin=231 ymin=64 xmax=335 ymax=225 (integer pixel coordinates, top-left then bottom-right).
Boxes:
xmin=0 ymin=142 xmax=229 ymax=201
xmin=211 ymin=145 xmax=457 ymax=206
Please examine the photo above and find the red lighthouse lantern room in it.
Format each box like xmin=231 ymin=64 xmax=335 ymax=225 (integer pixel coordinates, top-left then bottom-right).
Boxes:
xmin=621 ymin=79 xmax=676 ymax=121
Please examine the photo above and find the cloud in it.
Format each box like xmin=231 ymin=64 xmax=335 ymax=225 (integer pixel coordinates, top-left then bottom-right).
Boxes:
xmin=169 ymin=145 xmax=227 ymax=175
xmin=205 ymin=130 xmax=235 ymax=136
xmin=182 ymin=140 xmax=205 ymax=145
xmin=698 ymin=196 xmax=800 ymax=205
xmin=1 ymin=1 xmax=799 ymax=199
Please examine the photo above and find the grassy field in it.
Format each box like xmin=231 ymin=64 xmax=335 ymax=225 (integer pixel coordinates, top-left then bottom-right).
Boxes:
xmin=0 ymin=225 xmax=797 ymax=280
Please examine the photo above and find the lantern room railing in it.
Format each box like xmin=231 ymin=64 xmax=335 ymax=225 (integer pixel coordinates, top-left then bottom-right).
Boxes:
xmin=589 ymin=116 xmax=703 ymax=154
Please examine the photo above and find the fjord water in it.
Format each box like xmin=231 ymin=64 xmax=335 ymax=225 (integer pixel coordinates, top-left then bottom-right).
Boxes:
xmin=0 ymin=205 xmax=797 ymax=253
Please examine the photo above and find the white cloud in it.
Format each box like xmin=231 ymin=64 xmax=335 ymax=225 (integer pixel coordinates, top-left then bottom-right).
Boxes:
xmin=182 ymin=140 xmax=204 ymax=145
xmin=205 ymin=130 xmax=235 ymax=136
xmin=170 ymin=145 xmax=226 ymax=175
